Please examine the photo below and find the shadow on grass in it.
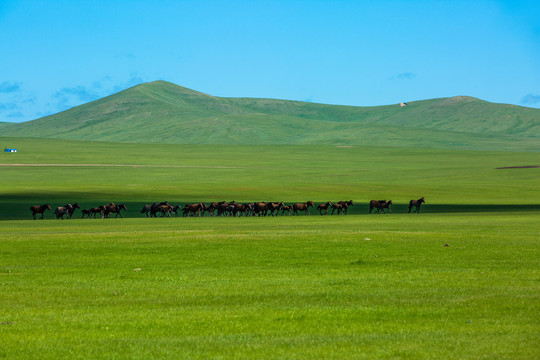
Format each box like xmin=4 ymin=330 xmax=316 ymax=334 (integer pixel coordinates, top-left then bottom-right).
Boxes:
xmin=1 ymin=192 xmax=539 ymax=220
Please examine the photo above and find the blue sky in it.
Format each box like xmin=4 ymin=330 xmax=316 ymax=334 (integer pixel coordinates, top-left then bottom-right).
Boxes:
xmin=1 ymin=0 xmax=539 ymax=122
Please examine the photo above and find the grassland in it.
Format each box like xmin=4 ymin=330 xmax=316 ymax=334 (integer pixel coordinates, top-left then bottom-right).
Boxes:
xmin=0 ymin=137 xmax=539 ymax=358
xmin=0 ymin=137 xmax=539 ymax=220
xmin=1 ymin=81 xmax=539 ymax=151
xmin=1 ymin=213 xmax=539 ymax=359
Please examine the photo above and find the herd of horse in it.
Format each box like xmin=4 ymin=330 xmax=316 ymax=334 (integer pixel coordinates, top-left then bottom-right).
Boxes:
xmin=29 ymin=198 xmax=425 ymax=219
xmin=30 ymin=202 xmax=127 ymax=220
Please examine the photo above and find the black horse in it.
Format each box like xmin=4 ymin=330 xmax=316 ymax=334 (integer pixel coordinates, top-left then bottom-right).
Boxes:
xmin=369 ymin=200 xmax=386 ymax=214
xmin=408 ymin=197 xmax=425 ymax=213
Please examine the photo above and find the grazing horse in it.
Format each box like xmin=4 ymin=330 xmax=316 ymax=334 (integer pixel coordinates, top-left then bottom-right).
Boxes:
xmin=81 ymin=209 xmax=92 ymax=218
xmin=55 ymin=204 xmax=74 ymax=219
xmin=104 ymin=203 xmax=127 ymax=218
xmin=317 ymin=201 xmax=332 ymax=215
xmin=369 ymin=200 xmax=387 ymax=214
xmin=30 ymin=204 xmax=51 ymax=220
xmin=337 ymin=200 xmax=354 ymax=214
xmin=408 ymin=197 xmax=425 ymax=213
xmin=293 ymin=201 xmax=314 ymax=215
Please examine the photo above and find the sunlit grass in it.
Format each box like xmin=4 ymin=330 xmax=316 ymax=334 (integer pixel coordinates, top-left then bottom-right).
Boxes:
xmin=0 ymin=213 xmax=538 ymax=359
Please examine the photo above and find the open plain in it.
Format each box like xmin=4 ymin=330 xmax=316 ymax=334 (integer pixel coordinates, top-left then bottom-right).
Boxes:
xmin=0 ymin=136 xmax=539 ymax=359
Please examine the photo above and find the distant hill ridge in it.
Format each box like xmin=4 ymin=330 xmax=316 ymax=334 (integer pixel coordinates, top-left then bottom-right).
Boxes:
xmin=1 ymin=80 xmax=539 ymax=151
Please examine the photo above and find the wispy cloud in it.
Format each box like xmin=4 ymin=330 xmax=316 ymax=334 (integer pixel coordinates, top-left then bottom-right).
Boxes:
xmin=0 ymin=81 xmax=22 ymax=93
xmin=54 ymin=86 xmax=101 ymax=103
xmin=111 ymin=74 xmax=145 ymax=93
xmin=6 ymin=111 xmax=24 ymax=119
xmin=0 ymin=102 xmax=19 ymax=112
xmin=49 ymin=74 xmax=146 ymax=114
xmin=114 ymin=52 xmax=137 ymax=59
xmin=521 ymin=93 xmax=540 ymax=105
xmin=395 ymin=72 xmax=416 ymax=80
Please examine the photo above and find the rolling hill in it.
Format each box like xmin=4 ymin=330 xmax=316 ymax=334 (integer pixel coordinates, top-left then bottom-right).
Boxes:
xmin=1 ymin=80 xmax=539 ymax=151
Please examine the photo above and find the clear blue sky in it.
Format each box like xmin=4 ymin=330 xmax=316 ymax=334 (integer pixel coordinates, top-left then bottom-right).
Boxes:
xmin=1 ymin=0 xmax=539 ymax=122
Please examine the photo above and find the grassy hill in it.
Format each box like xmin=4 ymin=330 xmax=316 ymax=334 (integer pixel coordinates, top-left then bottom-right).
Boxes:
xmin=1 ymin=81 xmax=539 ymax=150
xmin=0 ymin=122 xmax=15 ymax=131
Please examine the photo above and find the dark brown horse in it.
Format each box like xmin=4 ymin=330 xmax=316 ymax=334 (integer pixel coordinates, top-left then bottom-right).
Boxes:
xmin=154 ymin=204 xmax=174 ymax=217
xmin=280 ymin=204 xmax=293 ymax=216
xmin=226 ymin=203 xmax=252 ymax=217
xmin=337 ymin=200 xmax=354 ymax=214
xmin=204 ymin=201 xmax=226 ymax=216
xmin=380 ymin=200 xmax=393 ymax=213
xmin=369 ymin=200 xmax=387 ymax=214
xmin=293 ymin=201 xmax=314 ymax=215
xmin=183 ymin=203 xmax=203 ymax=217
xmin=90 ymin=206 xmax=106 ymax=218
xmin=81 ymin=209 xmax=92 ymax=218
xmin=253 ymin=202 xmax=269 ymax=216
xmin=267 ymin=202 xmax=284 ymax=216
xmin=331 ymin=203 xmax=344 ymax=215
xmin=140 ymin=204 xmax=152 ymax=217
xmin=55 ymin=204 xmax=74 ymax=219
xmin=408 ymin=197 xmax=425 ymax=213
xmin=317 ymin=201 xmax=332 ymax=215
xmin=237 ymin=203 xmax=253 ymax=216
xmin=104 ymin=203 xmax=127 ymax=218
xmin=30 ymin=204 xmax=51 ymax=220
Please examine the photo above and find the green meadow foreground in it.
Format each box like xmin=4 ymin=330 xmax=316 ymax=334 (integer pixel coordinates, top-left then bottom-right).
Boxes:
xmin=0 ymin=138 xmax=539 ymax=358
xmin=1 ymin=213 xmax=539 ymax=359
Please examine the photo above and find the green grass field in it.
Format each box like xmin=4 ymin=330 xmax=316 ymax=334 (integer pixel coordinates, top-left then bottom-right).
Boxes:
xmin=0 ymin=137 xmax=539 ymax=358
xmin=1 ymin=213 xmax=539 ymax=359
xmin=1 ymin=137 xmax=539 ymax=220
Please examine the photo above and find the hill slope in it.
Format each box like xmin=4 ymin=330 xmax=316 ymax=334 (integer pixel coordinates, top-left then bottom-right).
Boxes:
xmin=1 ymin=81 xmax=539 ymax=150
